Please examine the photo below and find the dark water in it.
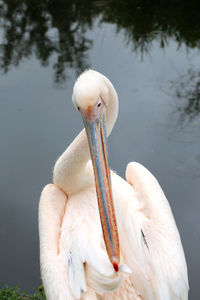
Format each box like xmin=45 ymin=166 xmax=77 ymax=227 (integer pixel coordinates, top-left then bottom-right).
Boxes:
xmin=0 ymin=1 xmax=200 ymax=298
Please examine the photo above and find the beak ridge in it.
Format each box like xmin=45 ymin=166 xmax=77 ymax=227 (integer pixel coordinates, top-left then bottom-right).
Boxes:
xmin=83 ymin=114 xmax=120 ymax=271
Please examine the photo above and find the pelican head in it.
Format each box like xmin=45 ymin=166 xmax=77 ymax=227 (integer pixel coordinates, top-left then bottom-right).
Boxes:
xmin=72 ymin=70 xmax=120 ymax=272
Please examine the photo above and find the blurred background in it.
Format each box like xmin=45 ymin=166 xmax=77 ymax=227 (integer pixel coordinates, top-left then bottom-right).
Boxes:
xmin=0 ymin=0 xmax=199 ymax=298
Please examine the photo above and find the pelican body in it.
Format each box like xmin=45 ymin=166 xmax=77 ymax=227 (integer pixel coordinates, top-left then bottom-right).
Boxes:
xmin=39 ymin=70 xmax=188 ymax=299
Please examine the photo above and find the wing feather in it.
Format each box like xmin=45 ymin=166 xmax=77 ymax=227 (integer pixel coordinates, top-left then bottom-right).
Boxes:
xmin=125 ymin=162 xmax=189 ymax=299
xmin=39 ymin=184 xmax=74 ymax=300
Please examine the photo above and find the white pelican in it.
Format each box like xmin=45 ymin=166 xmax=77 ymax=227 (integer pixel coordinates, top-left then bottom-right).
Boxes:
xmin=39 ymin=70 xmax=188 ymax=300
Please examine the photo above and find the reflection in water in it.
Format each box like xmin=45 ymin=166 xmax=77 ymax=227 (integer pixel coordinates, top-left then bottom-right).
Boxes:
xmin=0 ymin=0 xmax=94 ymax=82
xmin=167 ymin=68 xmax=200 ymax=178
xmin=171 ymin=69 xmax=200 ymax=127
xmin=1 ymin=0 xmax=200 ymax=82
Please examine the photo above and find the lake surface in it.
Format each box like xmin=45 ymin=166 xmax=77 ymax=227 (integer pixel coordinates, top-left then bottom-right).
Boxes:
xmin=0 ymin=1 xmax=200 ymax=298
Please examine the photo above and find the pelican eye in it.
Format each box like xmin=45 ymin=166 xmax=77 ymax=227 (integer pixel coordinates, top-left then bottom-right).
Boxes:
xmin=77 ymin=106 xmax=80 ymax=111
xmin=98 ymin=102 xmax=101 ymax=107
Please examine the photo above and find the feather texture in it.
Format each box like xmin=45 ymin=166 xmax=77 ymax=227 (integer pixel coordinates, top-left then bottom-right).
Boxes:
xmin=39 ymin=163 xmax=188 ymax=299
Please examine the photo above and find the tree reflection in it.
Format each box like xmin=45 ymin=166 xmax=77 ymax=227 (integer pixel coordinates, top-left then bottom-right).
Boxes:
xmin=168 ymin=68 xmax=200 ymax=178
xmin=170 ymin=69 xmax=200 ymax=128
xmin=0 ymin=0 xmax=96 ymax=82
xmin=1 ymin=0 xmax=200 ymax=82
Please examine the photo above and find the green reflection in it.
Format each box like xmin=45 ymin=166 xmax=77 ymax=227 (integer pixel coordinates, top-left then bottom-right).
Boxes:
xmin=1 ymin=0 xmax=200 ymax=83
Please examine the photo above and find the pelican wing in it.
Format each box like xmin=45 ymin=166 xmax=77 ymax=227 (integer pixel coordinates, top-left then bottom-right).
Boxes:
xmin=125 ymin=162 xmax=189 ymax=300
xmin=39 ymin=184 xmax=76 ymax=300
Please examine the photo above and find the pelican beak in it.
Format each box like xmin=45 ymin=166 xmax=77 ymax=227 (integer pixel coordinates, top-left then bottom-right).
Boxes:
xmin=81 ymin=107 xmax=120 ymax=272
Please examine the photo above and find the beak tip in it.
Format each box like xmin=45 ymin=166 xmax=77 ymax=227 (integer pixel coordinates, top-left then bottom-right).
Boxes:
xmin=113 ymin=260 xmax=119 ymax=272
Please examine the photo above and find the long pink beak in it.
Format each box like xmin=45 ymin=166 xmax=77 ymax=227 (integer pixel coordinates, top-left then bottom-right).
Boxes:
xmin=82 ymin=110 xmax=120 ymax=272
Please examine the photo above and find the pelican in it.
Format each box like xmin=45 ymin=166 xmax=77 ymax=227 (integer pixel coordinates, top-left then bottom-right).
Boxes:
xmin=39 ymin=70 xmax=188 ymax=300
